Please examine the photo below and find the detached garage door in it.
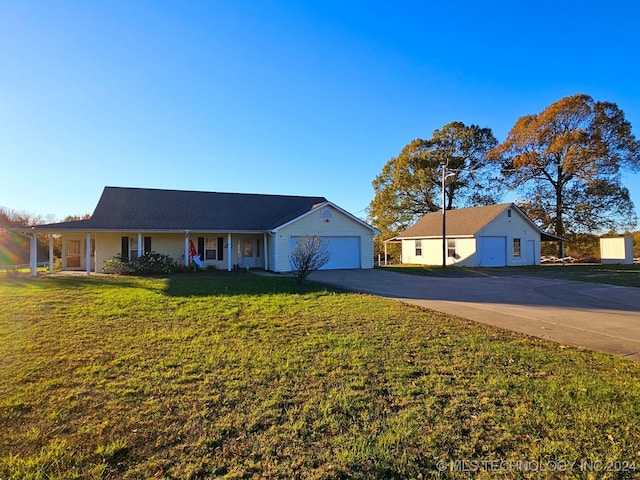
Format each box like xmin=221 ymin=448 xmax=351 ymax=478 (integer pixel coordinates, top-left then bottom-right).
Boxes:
xmin=290 ymin=236 xmax=361 ymax=270
xmin=478 ymin=236 xmax=506 ymax=267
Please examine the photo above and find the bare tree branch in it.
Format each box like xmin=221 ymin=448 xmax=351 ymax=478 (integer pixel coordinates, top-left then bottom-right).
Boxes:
xmin=289 ymin=235 xmax=331 ymax=285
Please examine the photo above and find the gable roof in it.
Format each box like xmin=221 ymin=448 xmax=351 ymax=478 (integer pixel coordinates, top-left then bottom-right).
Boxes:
xmin=396 ymin=203 xmax=564 ymax=242
xmin=34 ymin=187 xmax=330 ymax=232
xmin=271 ymin=200 xmax=381 ymax=234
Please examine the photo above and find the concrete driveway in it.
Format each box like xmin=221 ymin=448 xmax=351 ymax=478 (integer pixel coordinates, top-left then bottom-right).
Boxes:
xmin=309 ymin=269 xmax=640 ymax=361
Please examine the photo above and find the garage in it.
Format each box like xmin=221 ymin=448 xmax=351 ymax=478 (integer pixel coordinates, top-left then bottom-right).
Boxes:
xmin=393 ymin=204 xmax=563 ymax=267
xmin=478 ymin=236 xmax=507 ymax=267
xmin=290 ymin=236 xmax=361 ymax=270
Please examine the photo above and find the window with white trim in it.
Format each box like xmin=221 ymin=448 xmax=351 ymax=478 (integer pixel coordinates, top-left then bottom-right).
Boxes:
xmin=415 ymin=240 xmax=422 ymax=256
xmin=129 ymin=237 xmax=139 ymax=260
xmin=447 ymin=239 xmax=457 ymax=258
xmin=513 ymin=238 xmax=521 ymax=257
xmin=204 ymin=237 xmax=218 ymax=260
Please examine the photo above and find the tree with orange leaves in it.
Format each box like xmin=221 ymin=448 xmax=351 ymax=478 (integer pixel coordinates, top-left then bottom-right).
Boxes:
xmin=488 ymin=94 xmax=640 ymax=237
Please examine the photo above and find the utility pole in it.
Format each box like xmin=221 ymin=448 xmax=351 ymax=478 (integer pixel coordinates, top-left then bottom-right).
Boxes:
xmin=441 ymin=164 xmax=456 ymax=268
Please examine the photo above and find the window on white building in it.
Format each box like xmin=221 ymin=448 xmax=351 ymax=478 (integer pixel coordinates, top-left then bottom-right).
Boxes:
xmin=447 ymin=239 xmax=457 ymax=258
xmin=204 ymin=237 xmax=218 ymax=260
xmin=129 ymin=237 xmax=139 ymax=260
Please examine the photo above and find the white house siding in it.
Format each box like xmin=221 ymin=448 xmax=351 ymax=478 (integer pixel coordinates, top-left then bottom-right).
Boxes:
xmin=94 ymin=232 xmax=121 ymax=271
xmin=477 ymin=208 xmax=541 ymax=266
xmin=92 ymin=232 xmax=186 ymax=272
xmin=150 ymin=233 xmax=186 ymax=261
xmin=93 ymin=232 xmax=267 ymax=271
xmin=401 ymin=237 xmax=476 ymax=266
xmin=63 ymin=232 xmax=203 ymax=272
xmin=272 ymin=206 xmax=374 ymax=272
xmin=63 ymin=231 xmax=293 ymax=272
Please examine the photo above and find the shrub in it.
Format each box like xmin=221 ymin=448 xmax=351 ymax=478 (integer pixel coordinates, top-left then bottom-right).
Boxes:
xmin=103 ymin=252 xmax=178 ymax=275
xmin=102 ymin=254 xmax=132 ymax=274
xmin=131 ymin=251 xmax=178 ymax=274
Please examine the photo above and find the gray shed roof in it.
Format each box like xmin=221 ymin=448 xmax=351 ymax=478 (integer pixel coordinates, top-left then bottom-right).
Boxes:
xmin=395 ymin=203 xmax=564 ymax=242
xmin=34 ymin=187 xmax=330 ymax=232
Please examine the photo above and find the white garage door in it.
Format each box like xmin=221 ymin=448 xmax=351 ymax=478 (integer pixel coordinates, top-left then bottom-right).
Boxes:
xmin=290 ymin=236 xmax=361 ymax=270
xmin=479 ymin=236 xmax=507 ymax=267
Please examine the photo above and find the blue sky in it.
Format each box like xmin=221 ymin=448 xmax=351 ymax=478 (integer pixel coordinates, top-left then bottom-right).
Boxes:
xmin=1 ymin=1 xmax=639 ymax=223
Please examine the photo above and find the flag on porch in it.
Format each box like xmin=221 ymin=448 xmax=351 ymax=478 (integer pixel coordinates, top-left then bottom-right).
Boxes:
xmin=188 ymin=239 xmax=203 ymax=267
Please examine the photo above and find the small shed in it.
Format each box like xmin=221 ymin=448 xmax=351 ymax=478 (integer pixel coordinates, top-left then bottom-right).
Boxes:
xmin=600 ymin=237 xmax=634 ymax=265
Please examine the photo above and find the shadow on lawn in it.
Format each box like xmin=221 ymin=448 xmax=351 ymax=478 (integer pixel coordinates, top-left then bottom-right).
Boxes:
xmin=163 ymin=270 xmax=332 ymax=297
xmin=0 ymin=270 xmax=337 ymax=298
xmin=0 ymin=273 xmax=148 ymax=291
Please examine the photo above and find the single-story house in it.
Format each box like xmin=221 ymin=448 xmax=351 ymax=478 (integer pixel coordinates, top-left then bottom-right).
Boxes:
xmin=387 ymin=203 xmax=564 ymax=267
xmin=28 ymin=186 xmax=379 ymax=275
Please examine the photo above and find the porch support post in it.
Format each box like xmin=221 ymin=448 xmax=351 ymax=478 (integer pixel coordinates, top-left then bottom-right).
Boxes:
xmin=30 ymin=230 xmax=37 ymax=277
xmin=384 ymin=241 xmax=388 ymax=266
xmin=86 ymin=233 xmax=91 ymax=275
xmin=263 ymin=233 xmax=268 ymax=270
xmin=49 ymin=235 xmax=54 ymax=273
xmin=273 ymin=234 xmax=278 ymax=272
xmin=137 ymin=233 xmax=143 ymax=258
xmin=184 ymin=232 xmax=190 ymax=267
xmin=227 ymin=233 xmax=232 ymax=271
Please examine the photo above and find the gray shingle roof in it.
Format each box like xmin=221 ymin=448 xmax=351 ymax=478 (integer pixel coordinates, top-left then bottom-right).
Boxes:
xmin=397 ymin=204 xmax=512 ymax=238
xmin=395 ymin=203 xmax=564 ymax=242
xmin=36 ymin=187 xmax=329 ymax=232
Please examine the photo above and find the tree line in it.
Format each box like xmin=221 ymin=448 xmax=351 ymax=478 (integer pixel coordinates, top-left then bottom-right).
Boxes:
xmin=0 ymin=208 xmax=89 ymax=266
xmin=368 ymin=94 xmax=640 ymax=257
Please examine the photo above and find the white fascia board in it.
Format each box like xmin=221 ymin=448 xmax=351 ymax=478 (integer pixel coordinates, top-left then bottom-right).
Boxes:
xmin=271 ymin=201 xmax=380 ymax=234
xmin=509 ymin=204 xmax=566 ymax=242
xmin=39 ymin=227 xmax=263 ymax=235
xmin=383 ymin=236 xmax=401 ymax=243
xmin=396 ymin=235 xmax=475 ymax=240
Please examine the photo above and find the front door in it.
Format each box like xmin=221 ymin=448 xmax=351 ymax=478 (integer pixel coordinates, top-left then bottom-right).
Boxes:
xmin=66 ymin=240 xmax=81 ymax=269
xmin=527 ymin=240 xmax=536 ymax=265
xmin=237 ymin=238 xmax=258 ymax=268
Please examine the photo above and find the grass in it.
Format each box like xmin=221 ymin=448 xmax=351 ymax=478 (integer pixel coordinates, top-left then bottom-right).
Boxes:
xmin=1 ymin=272 xmax=639 ymax=479
xmin=380 ymin=264 xmax=640 ymax=287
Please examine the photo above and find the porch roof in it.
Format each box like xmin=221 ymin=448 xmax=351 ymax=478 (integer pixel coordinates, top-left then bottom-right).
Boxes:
xmin=32 ymin=187 xmax=328 ymax=232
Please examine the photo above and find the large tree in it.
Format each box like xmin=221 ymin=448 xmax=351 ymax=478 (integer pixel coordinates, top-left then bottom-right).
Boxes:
xmin=368 ymin=121 xmax=499 ymax=242
xmin=487 ymin=94 xmax=640 ymax=237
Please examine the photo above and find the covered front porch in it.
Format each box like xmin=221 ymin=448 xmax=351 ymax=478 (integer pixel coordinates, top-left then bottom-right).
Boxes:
xmin=28 ymin=229 xmax=272 ymax=276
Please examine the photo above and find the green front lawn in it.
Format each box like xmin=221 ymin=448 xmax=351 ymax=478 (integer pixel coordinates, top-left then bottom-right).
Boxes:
xmin=1 ymin=272 xmax=639 ymax=479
